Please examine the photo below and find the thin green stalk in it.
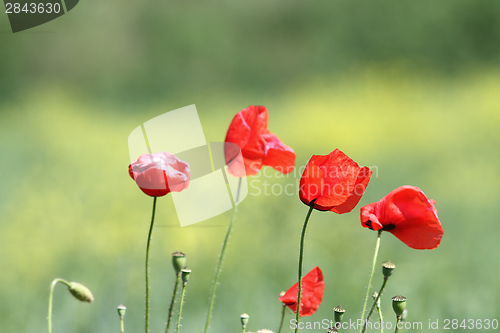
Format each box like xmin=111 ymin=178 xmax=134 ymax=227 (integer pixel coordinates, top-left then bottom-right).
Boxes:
xmin=176 ymin=284 xmax=187 ymax=333
xmin=362 ymin=277 xmax=388 ymax=333
xmin=204 ymin=178 xmax=242 ymax=333
xmin=165 ymin=274 xmax=181 ymax=333
xmin=48 ymin=278 xmax=70 ymax=333
xmin=120 ymin=317 xmax=125 ymax=333
xmin=145 ymin=196 xmax=158 ymax=333
xmin=359 ymin=230 xmax=382 ymax=333
xmin=376 ymin=301 xmax=384 ymax=333
xmin=394 ymin=317 xmax=401 ymax=333
xmin=277 ymin=304 xmax=286 ymax=333
xmin=294 ymin=201 xmax=315 ymax=333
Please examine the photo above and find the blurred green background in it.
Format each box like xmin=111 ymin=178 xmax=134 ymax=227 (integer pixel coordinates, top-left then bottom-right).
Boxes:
xmin=1 ymin=1 xmax=500 ymax=332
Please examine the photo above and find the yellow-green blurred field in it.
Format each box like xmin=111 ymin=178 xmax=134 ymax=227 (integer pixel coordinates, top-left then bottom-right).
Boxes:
xmin=1 ymin=68 xmax=499 ymax=332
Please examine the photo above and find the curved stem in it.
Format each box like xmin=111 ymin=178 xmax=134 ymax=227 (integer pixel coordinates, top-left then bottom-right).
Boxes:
xmin=362 ymin=277 xmax=388 ymax=333
xmin=277 ymin=304 xmax=286 ymax=333
xmin=48 ymin=278 xmax=70 ymax=333
xmin=175 ymin=284 xmax=187 ymax=333
xmin=203 ymin=178 xmax=242 ymax=333
xmin=145 ymin=196 xmax=158 ymax=333
xmin=377 ymin=302 xmax=384 ymax=333
xmin=165 ymin=274 xmax=181 ymax=333
xmin=359 ymin=230 xmax=382 ymax=333
xmin=294 ymin=201 xmax=315 ymax=333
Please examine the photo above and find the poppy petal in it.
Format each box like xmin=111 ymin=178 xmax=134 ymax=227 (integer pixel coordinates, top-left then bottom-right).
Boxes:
xmin=329 ymin=166 xmax=372 ymax=214
xmin=360 ymin=186 xmax=443 ymax=249
xmin=262 ymin=133 xmax=296 ymax=174
xmin=381 ymin=186 xmax=443 ymax=249
xmin=279 ymin=266 xmax=324 ymax=317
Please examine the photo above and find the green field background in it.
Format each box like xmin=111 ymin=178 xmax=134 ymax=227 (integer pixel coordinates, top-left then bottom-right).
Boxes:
xmin=1 ymin=1 xmax=499 ymax=332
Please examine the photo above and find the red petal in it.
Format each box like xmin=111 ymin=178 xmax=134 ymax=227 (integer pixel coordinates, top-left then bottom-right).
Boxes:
xmin=361 ymin=186 xmax=443 ymax=249
xmin=225 ymin=106 xmax=295 ymax=176
xmin=129 ymin=153 xmax=190 ymax=197
xmin=329 ymin=166 xmax=372 ymax=214
xmin=262 ymin=133 xmax=296 ymax=174
xmin=315 ymin=150 xmax=363 ymax=208
xmin=299 ymin=159 xmax=325 ymax=206
xmin=279 ymin=266 xmax=325 ymax=317
xmin=381 ymin=186 xmax=443 ymax=249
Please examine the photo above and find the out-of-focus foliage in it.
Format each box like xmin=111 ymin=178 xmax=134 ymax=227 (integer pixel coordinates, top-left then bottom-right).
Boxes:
xmin=1 ymin=0 xmax=500 ymax=102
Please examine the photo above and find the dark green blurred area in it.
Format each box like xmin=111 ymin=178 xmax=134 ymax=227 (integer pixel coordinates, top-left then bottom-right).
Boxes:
xmin=0 ymin=1 xmax=500 ymax=332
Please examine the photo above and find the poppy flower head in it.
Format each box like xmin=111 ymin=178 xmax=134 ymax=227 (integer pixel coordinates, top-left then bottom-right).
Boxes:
xmin=129 ymin=152 xmax=190 ymax=197
xmin=279 ymin=266 xmax=324 ymax=317
xmin=360 ymin=186 xmax=443 ymax=249
xmin=299 ymin=149 xmax=372 ymax=213
xmin=225 ymin=105 xmax=296 ymax=176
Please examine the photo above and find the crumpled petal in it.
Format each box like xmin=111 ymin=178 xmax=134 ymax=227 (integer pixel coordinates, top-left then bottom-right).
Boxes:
xmin=225 ymin=106 xmax=295 ymax=176
xmin=129 ymin=152 xmax=190 ymax=197
xmin=360 ymin=186 xmax=443 ymax=249
xmin=279 ymin=266 xmax=324 ymax=317
xmin=299 ymin=149 xmax=372 ymax=213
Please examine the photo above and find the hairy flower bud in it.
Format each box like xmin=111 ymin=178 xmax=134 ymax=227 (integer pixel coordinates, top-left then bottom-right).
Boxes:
xmin=68 ymin=282 xmax=94 ymax=303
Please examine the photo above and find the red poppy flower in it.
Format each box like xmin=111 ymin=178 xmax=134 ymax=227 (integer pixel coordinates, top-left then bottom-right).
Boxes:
xmin=224 ymin=105 xmax=295 ymax=176
xmin=360 ymin=186 xmax=443 ymax=249
xmin=279 ymin=266 xmax=324 ymax=317
xmin=129 ymin=152 xmax=190 ymax=197
xmin=299 ymin=149 xmax=372 ymax=213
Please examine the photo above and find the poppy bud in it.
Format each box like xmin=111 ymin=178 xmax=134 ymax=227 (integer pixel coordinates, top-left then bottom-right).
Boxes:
xmin=328 ymin=327 xmax=339 ymax=333
xmin=392 ymin=295 xmax=406 ymax=317
xmin=240 ymin=313 xmax=249 ymax=329
xmin=172 ymin=252 xmax=187 ymax=275
xmin=68 ymin=282 xmax=94 ymax=303
xmin=333 ymin=304 xmax=345 ymax=323
xmin=382 ymin=261 xmax=395 ymax=278
xmin=117 ymin=304 xmax=126 ymax=318
xmin=181 ymin=267 xmax=191 ymax=285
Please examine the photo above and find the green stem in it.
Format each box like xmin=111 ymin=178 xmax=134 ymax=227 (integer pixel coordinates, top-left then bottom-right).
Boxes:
xmin=48 ymin=278 xmax=70 ymax=333
xmin=277 ymin=304 xmax=286 ymax=333
xmin=362 ymin=277 xmax=388 ymax=333
xmin=294 ymin=201 xmax=315 ymax=333
xmin=176 ymin=284 xmax=187 ymax=333
xmin=120 ymin=318 xmax=125 ymax=333
xmin=376 ymin=300 xmax=384 ymax=333
xmin=203 ymin=178 xmax=242 ymax=333
xmin=145 ymin=196 xmax=158 ymax=333
xmin=165 ymin=274 xmax=181 ymax=333
xmin=359 ymin=230 xmax=382 ymax=333
xmin=394 ymin=317 xmax=401 ymax=333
